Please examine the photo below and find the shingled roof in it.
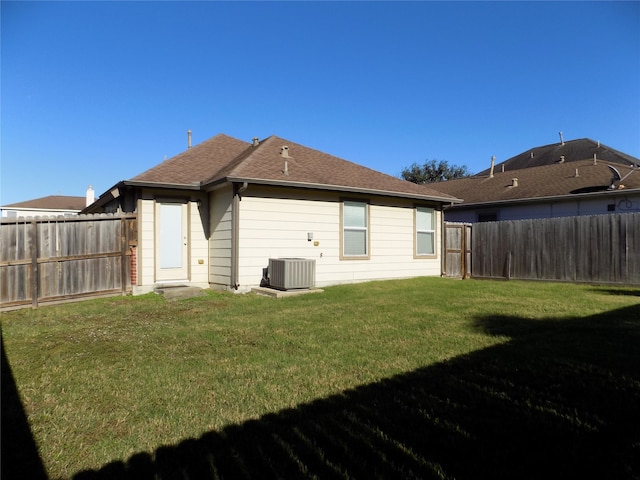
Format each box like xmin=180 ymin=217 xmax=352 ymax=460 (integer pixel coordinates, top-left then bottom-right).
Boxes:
xmin=433 ymin=158 xmax=640 ymax=206
xmin=476 ymin=138 xmax=639 ymax=175
xmin=130 ymin=133 xmax=459 ymax=203
xmin=131 ymin=134 xmax=250 ymax=185
xmin=1 ymin=195 xmax=86 ymax=211
xmin=432 ymin=137 xmax=640 ymax=206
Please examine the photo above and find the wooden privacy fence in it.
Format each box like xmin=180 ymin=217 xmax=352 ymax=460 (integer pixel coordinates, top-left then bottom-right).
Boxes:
xmin=471 ymin=213 xmax=640 ymax=285
xmin=1 ymin=213 xmax=137 ymax=309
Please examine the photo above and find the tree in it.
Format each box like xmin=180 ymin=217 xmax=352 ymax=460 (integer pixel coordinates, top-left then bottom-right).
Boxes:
xmin=401 ymin=159 xmax=471 ymax=184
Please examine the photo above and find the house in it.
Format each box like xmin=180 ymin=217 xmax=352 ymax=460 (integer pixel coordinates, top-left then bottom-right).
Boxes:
xmin=1 ymin=188 xmax=94 ymax=218
xmin=83 ymin=133 xmax=461 ymax=294
xmin=432 ymin=138 xmax=640 ymax=223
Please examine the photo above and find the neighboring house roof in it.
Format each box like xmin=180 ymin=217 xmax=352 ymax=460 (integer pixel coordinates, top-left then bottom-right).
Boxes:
xmin=1 ymin=195 xmax=86 ymax=211
xmin=432 ymin=138 xmax=640 ymax=207
xmin=475 ymin=138 xmax=639 ymax=175
xmin=109 ymin=133 xmax=461 ymax=203
xmin=433 ymin=160 xmax=640 ymax=206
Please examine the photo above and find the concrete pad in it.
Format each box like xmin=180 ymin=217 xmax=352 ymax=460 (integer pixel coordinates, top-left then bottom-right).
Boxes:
xmin=155 ymin=285 xmax=206 ymax=301
xmin=251 ymin=287 xmax=324 ymax=298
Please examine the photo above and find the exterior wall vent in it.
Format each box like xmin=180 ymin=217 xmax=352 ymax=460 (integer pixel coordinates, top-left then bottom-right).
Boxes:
xmin=268 ymin=258 xmax=315 ymax=290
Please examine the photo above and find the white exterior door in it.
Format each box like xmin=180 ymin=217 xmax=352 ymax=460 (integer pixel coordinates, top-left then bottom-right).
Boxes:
xmin=156 ymin=202 xmax=188 ymax=282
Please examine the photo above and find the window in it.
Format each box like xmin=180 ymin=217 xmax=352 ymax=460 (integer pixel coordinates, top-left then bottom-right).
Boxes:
xmin=342 ymin=201 xmax=368 ymax=257
xmin=416 ymin=207 xmax=435 ymax=256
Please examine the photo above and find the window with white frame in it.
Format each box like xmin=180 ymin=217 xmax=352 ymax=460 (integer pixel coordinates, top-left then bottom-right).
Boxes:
xmin=342 ymin=201 xmax=368 ymax=257
xmin=416 ymin=207 xmax=435 ymax=256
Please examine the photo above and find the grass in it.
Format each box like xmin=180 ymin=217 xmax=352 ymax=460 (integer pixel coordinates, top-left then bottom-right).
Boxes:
xmin=2 ymin=277 xmax=639 ymax=479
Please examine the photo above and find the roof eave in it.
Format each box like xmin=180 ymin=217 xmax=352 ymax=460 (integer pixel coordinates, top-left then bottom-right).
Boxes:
xmin=123 ymin=180 xmax=203 ymax=190
xmin=82 ymin=179 xmax=203 ymax=213
xmin=221 ymin=176 xmax=462 ymax=203
xmin=86 ymin=175 xmax=462 ymax=214
xmin=446 ymin=187 xmax=640 ymax=209
xmin=81 ymin=181 xmax=125 ymax=213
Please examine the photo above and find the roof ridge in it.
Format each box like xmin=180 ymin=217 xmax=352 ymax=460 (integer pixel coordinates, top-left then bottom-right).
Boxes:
xmin=586 ymin=139 xmax=640 ymax=166
xmin=475 ymin=137 xmax=639 ymax=176
xmin=130 ymin=133 xmax=250 ymax=185
xmin=205 ymin=135 xmax=313 ymax=184
xmin=136 ymin=133 xmax=246 ymax=170
xmin=201 ymin=141 xmax=261 ymax=184
xmin=259 ymin=135 xmax=459 ymax=199
xmin=262 ymin=135 xmax=388 ymax=176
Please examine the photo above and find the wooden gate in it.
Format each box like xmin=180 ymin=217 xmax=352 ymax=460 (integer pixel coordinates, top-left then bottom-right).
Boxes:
xmin=1 ymin=214 xmax=137 ymax=310
xmin=444 ymin=222 xmax=471 ymax=279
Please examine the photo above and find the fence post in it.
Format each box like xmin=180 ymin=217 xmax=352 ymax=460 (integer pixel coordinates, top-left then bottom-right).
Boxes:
xmin=30 ymin=220 xmax=38 ymax=308
xmin=120 ymin=217 xmax=127 ymax=295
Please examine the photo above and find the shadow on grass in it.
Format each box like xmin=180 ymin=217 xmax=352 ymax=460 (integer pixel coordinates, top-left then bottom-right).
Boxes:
xmin=592 ymin=287 xmax=640 ymax=297
xmin=1 ymin=328 xmax=48 ymax=480
xmin=46 ymin=304 xmax=640 ymax=479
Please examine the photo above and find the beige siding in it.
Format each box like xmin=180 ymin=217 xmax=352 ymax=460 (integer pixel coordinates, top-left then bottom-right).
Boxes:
xmin=137 ymin=198 xmax=155 ymax=289
xmin=189 ymin=201 xmax=209 ymax=285
xmin=208 ymin=186 xmax=234 ymax=288
xmin=235 ymin=186 xmax=442 ymax=290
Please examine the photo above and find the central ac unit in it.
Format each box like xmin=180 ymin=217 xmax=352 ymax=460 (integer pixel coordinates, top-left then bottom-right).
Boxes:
xmin=268 ymin=258 xmax=315 ymax=290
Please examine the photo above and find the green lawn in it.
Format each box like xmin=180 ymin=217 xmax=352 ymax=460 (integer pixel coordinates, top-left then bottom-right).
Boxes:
xmin=2 ymin=278 xmax=639 ymax=479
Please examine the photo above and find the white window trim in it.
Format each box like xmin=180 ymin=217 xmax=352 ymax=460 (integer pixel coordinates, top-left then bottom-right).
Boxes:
xmin=415 ymin=206 xmax=436 ymax=258
xmin=340 ymin=200 xmax=370 ymax=260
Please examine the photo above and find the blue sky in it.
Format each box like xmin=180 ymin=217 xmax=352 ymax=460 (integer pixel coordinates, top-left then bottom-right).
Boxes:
xmin=1 ymin=1 xmax=639 ymax=205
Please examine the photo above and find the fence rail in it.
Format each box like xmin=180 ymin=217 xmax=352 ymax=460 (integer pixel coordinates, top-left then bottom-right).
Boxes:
xmin=1 ymin=213 xmax=137 ymax=309
xmin=471 ymin=213 xmax=640 ymax=285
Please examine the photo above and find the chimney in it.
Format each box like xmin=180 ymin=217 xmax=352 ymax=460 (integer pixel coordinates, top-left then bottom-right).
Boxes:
xmin=489 ymin=156 xmax=495 ymax=178
xmin=559 ymin=131 xmax=565 ymax=145
xmin=559 ymin=155 xmax=565 ymax=163
xmin=593 ymin=153 xmax=597 ymax=165
xmin=86 ymin=185 xmax=95 ymax=206
xmin=252 ymin=137 xmax=259 ymax=147
xmin=574 ymin=168 xmax=580 ymax=177
xmin=511 ymin=178 xmax=519 ymax=187
xmin=187 ymin=130 xmax=192 ymax=149
xmin=501 ymin=164 xmax=505 ymax=173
